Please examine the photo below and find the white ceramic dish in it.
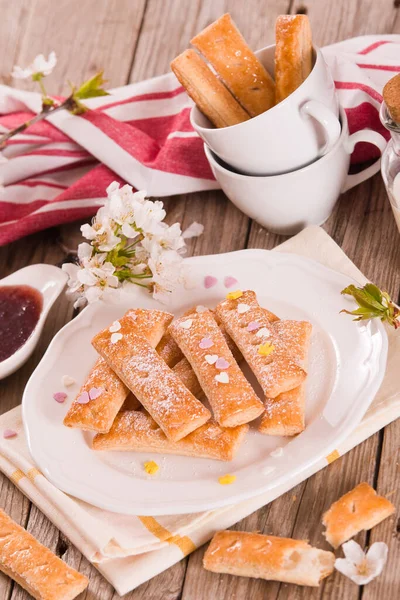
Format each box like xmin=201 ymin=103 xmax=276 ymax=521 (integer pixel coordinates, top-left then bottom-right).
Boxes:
xmin=23 ymin=250 xmax=387 ymax=515
xmin=0 ymin=264 xmax=67 ymax=380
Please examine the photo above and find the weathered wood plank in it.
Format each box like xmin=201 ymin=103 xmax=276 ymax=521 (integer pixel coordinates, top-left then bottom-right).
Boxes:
xmin=0 ymin=0 xmax=32 ymax=84
xmin=362 ymin=419 xmax=400 ymax=600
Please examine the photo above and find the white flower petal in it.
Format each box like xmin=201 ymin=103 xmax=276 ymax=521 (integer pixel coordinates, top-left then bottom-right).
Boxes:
xmin=84 ymin=286 xmax=102 ymax=304
xmin=342 ymin=540 xmax=366 ymax=565
xmin=77 ymin=242 xmax=93 ymax=261
xmin=365 ymin=542 xmax=388 ymax=577
xmin=335 ymin=558 xmax=359 ymax=580
xmin=182 ymin=221 xmax=204 ymax=239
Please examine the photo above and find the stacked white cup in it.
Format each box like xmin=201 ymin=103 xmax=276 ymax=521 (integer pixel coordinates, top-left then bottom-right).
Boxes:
xmin=191 ymin=44 xmax=387 ymax=235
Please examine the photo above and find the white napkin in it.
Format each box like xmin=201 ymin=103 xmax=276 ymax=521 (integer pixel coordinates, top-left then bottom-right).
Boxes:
xmin=0 ymin=225 xmax=398 ymax=596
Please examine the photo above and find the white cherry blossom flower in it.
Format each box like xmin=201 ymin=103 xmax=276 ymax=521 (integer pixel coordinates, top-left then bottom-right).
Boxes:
xmin=63 ymin=181 xmax=204 ymax=308
xmin=81 ymin=215 xmax=120 ymax=252
xmin=335 ymin=540 xmax=388 ymax=585
xmin=12 ymin=51 xmax=57 ymax=79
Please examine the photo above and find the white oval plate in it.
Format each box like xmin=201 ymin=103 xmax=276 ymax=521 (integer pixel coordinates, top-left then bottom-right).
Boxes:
xmin=22 ymin=250 xmax=387 ymax=515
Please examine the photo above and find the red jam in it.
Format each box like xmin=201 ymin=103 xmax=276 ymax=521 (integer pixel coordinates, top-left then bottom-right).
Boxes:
xmin=0 ymin=285 xmax=43 ymax=362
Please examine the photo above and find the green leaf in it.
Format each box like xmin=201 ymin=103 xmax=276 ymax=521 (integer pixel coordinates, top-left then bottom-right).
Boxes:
xmin=341 ymin=282 xmax=400 ymax=329
xmin=364 ymin=283 xmax=383 ymax=304
xmin=74 ymin=71 xmax=110 ymax=100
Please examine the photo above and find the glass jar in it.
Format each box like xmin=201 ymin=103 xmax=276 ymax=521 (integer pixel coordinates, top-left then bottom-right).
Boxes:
xmin=380 ymin=102 xmax=400 ymax=233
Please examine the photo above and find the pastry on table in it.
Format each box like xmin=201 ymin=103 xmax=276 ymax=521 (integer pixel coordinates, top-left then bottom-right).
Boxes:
xmin=275 ymin=14 xmax=313 ymax=103
xmin=92 ymin=328 xmax=211 ymax=441
xmin=63 ymin=308 xmax=173 ymax=433
xmin=259 ymin=318 xmax=312 ymax=436
xmin=216 ymin=291 xmax=308 ymax=398
xmin=191 ymin=13 xmax=275 ymax=116
xmin=169 ymin=310 xmax=265 ymax=427
xmin=171 ymin=49 xmax=250 ymax=128
xmin=0 ymin=508 xmax=88 ymax=600
xmin=322 ymin=482 xmax=395 ymax=548
xmin=203 ymin=530 xmax=335 ymax=586
xmin=93 ymin=409 xmax=248 ymax=461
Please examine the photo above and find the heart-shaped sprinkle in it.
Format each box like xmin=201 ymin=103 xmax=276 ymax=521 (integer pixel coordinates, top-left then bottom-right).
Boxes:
xmin=237 ymin=303 xmax=250 ymax=314
xmin=111 ymin=332 xmax=123 ymax=344
xmin=258 ymin=342 xmax=275 ymax=357
xmin=196 ymin=305 xmax=208 ymax=313
xmin=270 ymin=447 xmax=283 ymax=458
xmin=3 ymin=429 xmax=17 ymax=439
xmin=205 ymin=354 xmax=218 ymax=365
xmin=61 ymin=375 xmax=75 ymax=387
xmin=76 ymin=391 xmax=90 ymax=404
xmin=109 ymin=320 xmax=121 ymax=333
xmin=224 ymin=276 xmax=238 ymax=288
xmin=180 ymin=319 xmax=193 ymax=330
xmin=204 ymin=275 xmax=218 ymax=289
xmin=199 ymin=337 xmax=214 ymax=349
xmin=247 ymin=321 xmax=261 ymax=332
xmin=218 ymin=474 xmax=236 ymax=485
xmin=53 ymin=392 xmax=67 ymax=403
xmin=215 ymin=372 xmax=229 ymax=384
xmin=89 ymin=387 xmax=103 ymax=400
xmin=226 ymin=290 xmax=243 ymax=300
xmin=215 ymin=357 xmax=229 ymax=370
xmin=256 ymin=327 xmax=271 ymax=338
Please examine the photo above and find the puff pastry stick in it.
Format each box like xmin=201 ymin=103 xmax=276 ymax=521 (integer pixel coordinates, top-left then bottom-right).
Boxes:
xmin=171 ymin=49 xmax=250 ymax=128
xmin=275 ymin=15 xmax=313 ymax=103
xmin=169 ymin=310 xmax=264 ymax=427
xmin=203 ymin=530 xmax=335 ymax=587
xmin=64 ymin=309 xmax=173 ymax=433
xmin=216 ymin=291 xmax=307 ymax=398
xmin=259 ymin=319 xmax=312 ymax=436
xmin=383 ymin=73 xmax=400 ymax=124
xmin=92 ymin=330 xmax=210 ymax=441
xmin=322 ymin=483 xmax=395 ymax=548
xmin=93 ymin=410 xmax=248 ymax=461
xmin=191 ymin=14 xmax=275 ymax=117
xmin=156 ymin=332 xmax=183 ymax=367
xmin=0 ymin=509 xmax=88 ymax=600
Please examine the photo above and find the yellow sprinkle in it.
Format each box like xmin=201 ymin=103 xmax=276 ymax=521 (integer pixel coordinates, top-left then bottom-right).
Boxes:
xmin=218 ymin=474 xmax=236 ymax=485
xmin=144 ymin=461 xmax=159 ymax=475
xmin=226 ymin=290 xmax=243 ymax=300
xmin=258 ymin=342 xmax=275 ymax=356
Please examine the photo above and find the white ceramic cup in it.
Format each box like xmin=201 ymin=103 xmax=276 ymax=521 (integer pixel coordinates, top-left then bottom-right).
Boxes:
xmin=204 ymin=107 xmax=387 ymax=236
xmin=191 ymin=44 xmax=341 ymax=176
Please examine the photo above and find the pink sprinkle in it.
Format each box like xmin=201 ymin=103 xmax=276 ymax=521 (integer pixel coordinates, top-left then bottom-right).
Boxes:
xmin=199 ymin=337 xmax=214 ymax=349
xmin=224 ymin=276 xmax=238 ymax=288
xmin=3 ymin=429 xmax=17 ymax=439
xmin=216 ymin=357 xmax=230 ymax=370
xmin=77 ymin=391 xmax=90 ymax=404
xmin=89 ymin=387 xmax=103 ymax=400
xmin=247 ymin=321 xmax=261 ymax=332
xmin=204 ymin=275 xmax=218 ymax=289
xmin=53 ymin=392 xmax=67 ymax=404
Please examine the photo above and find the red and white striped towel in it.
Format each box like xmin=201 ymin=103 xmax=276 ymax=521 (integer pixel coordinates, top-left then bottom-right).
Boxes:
xmin=0 ymin=35 xmax=399 ymax=246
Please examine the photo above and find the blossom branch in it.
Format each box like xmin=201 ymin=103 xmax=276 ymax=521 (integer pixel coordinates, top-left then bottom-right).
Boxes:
xmin=1 ymin=52 xmax=109 ymax=148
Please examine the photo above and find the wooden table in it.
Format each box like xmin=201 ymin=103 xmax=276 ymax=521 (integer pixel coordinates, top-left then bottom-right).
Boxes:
xmin=0 ymin=1 xmax=399 ymax=598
